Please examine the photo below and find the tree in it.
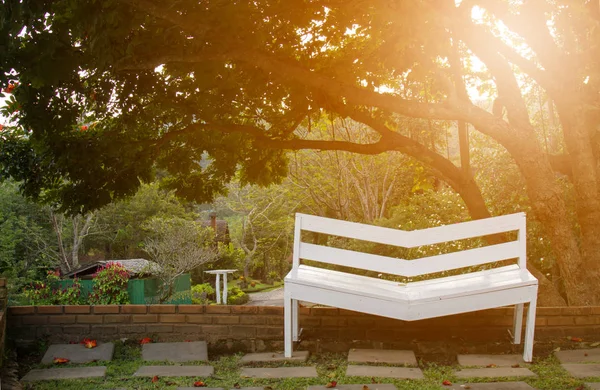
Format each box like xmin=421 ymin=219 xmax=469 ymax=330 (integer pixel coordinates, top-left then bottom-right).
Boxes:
xmin=1 ymin=0 xmax=599 ymax=304
xmin=142 ymin=216 xmax=218 ymax=302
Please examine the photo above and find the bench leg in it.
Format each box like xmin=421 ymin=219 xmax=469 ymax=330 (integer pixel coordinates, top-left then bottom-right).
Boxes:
xmin=292 ymin=299 xmax=299 ymax=342
xmin=523 ymin=297 xmax=537 ymax=362
xmin=284 ymin=289 xmax=293 ymax=358
xmin=512 ymin=303 xmax=524 ymax=344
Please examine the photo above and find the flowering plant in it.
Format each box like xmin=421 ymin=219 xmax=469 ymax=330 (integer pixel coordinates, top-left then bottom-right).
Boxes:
xmin=89 ymin=262 xmax=130 ymax=305
xmin=23 ymin=270 xmax=83 ymax=305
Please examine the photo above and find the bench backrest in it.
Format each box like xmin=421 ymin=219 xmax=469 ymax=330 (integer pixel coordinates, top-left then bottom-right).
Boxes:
xmin=291 ymin=213 xmax=526 ymax=278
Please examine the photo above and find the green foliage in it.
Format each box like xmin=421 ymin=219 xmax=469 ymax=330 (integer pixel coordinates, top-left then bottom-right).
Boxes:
xmin=191 ymin=283 xmax=215 ymax=304
xmin=88 ymin=262 xmax=131 ymax=305
xmin=267 ymin=271 xmax=280 ymax=283
xmin=23 ymin=270 xmax=83 ymax=305
xmin=226 ymin=286 xmax=249 ymax=305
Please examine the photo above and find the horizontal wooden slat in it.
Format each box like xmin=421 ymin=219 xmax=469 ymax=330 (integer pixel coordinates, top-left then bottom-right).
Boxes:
xmin=298 ymin=212 xmax=524 ymax=247
xmin=299 ymin=241 xmax=521 ymax=277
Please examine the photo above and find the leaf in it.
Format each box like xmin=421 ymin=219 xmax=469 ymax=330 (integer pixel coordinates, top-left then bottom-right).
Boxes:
xmin=152 ymin=375 xmax=159 ymax=383
xmin=84 ymin=340 xmax=97 ymax=349
xmin=328 ymin=372 xmax=336 ymax=378
xmin=193 ymin=380 xmax=207 ymax=387
xmin=486 ymin=364 xmax=497 ymax=368
xmin=53 ymin=357 xmax=70 ymax=364
xmin=511 ymin=364 xmax=520 ymax=368
xmin=233 ymin=383 xmax=241 ymax=389
xmin=442 ymin=380 xmax=452 ymax=386
xmin=140 ymin=337 xmax=153 ymax=344
xmin=571 ymin=337 xmax=584 ymax=342
xmin=325 ymin=381 xmax=337 ymax=388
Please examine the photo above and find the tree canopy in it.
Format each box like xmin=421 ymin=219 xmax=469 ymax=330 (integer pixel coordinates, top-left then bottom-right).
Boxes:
xmin=1 ymin=0 xmax=600 ymax=305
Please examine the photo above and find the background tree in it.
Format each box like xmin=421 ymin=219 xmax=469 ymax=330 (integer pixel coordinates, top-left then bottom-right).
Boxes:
xmin=2 ymin=0 xmax=599 ymax=304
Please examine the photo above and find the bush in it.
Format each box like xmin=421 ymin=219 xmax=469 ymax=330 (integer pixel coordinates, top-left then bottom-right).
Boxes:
xmin=267 ymin=271 xmax=280 ymax=283
xmin=23 ymin=270 xmax=83 ymax=305
xmin=88 ymin=262 xmax=130 ymax=305
xmin=191 ymin=283 xmax=215 ymax=304
xmin=227 ymin=286 xmax=249 ymax=305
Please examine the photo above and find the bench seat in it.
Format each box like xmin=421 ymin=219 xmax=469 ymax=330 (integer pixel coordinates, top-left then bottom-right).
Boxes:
xmin=286 ymin=264 xmax=537 ymax=320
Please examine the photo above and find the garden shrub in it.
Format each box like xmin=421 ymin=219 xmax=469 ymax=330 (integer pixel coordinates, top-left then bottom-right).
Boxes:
xmin=23 ymin=270 xmax=83 ymax=305
xmin=191 ymin=283 xmax=215 ymax=304
xmin=89 ymin=262 xmax=130 ymax=305
xmin=227 ymin=286 xmax=249 ymax=305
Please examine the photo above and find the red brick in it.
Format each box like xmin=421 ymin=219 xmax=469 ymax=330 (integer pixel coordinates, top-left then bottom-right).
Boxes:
xmin=257 ymin=327 xmax=283 ymax=338
xmin=37 ymin=326 xmax=63 ymax=337
xmin=547 ymin=316 xmax=575 ymax=326
xmin=118 ymin=325 xmax=145 ymax=334
xmin=22 ymin=315 xmax=48 ymax=325
xmin=64 ymin=305 xmax=91 ymax=314
xmin=178 ymin=305 xmax=204 ymax=314
xmin=174 ymin=324 xmax=201 ymax=333
xmin=0 ymin=278 xmax=6 ymax=287
xmin=205 ymin=305 xmax=231 ymax=314
xmin=266 ymin=317 xmax=284 ymax=326
xmin=311 ymin=307 xmax=338 ymax=316
xmin=91 ymin=325 xmax=119 ymax=335
xmin=299 ymin=317 xmax=320 ymax=327
xmin=591 ymin=307 xmax=600 ymax=315
xmin=9 ymin=306 xmax=35 ymax=315
xmin=213 ymin=316 xmax=239 ymax=325
xmin=146 ymin=324 xmax=174 ymax=333
xmin=148 ymin=305 xmax=176 ymax=314
xmin=338 ymin=309 xmax=361 ymax=316
xmin=339 ymin=328 xmax=366 ymax=340
xmin=258 ymin=306 xmax=283 ymax=315
xmin=132 ymin=315 xmax=158 ymax=323
xmin=231 ymin=306 xmax=258 ymax=314
xmin=62 ymin=325 xmax=90 ymax=334
xmin=538 ymin=307 xmax=562 ymax=316
xmin=201 ymin=325 xmax=229 ymax=335
xmin=36 ymin=306 xmax=63 ymax=314
xmin=229 ymin=325 xmax=257 ymax=338
xmin=104 ymin=315 xmax=131 ymax=324
xmin=77 ymin=315 xmax=103 ymax=324
xmin=239 ymin=316 xmax=266 ymax=325
xmin=120 ymin=305 xmax=147 ymax=314
xmin=321 ymin=317 xmax=346 ymax=327
xmin=562 ymin=307 xmax=592 ymax=316
xmin=187 ymin=315 xmax=213 ymax=324
xmin=535 ymin=317 xmax=547 ymax=326
xmin=160 ymin=314 xmax=186 ymax=323
xmin=299 ymin=307 xmax=311 ymax=316
xmin=93 ymin=305 xmax=120 ymax=314
xmin=574 ymin=317 xmax=597 ymax=325
xmin=49 ymin=315 xmax=76 ymax=324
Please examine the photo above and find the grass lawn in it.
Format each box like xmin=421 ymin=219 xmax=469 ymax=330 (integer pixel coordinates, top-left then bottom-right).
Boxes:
xmin=227 ymin=279 xmax=283 ymax=293
xmin=16 ymin=340 xmax=597 ymax=390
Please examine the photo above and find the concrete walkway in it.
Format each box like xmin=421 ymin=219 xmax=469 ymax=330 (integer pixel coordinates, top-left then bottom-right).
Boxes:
xmin=245 ymin=287 xmax=284 ymax=306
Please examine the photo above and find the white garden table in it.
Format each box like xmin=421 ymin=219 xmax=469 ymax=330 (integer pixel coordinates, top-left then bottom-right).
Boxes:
xmin=204 ymin=269 xmax=237 ymax=304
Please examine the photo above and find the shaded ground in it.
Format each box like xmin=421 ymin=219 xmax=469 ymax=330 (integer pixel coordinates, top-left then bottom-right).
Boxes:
xmin=246 ymin=287 xmax=284 ymax=306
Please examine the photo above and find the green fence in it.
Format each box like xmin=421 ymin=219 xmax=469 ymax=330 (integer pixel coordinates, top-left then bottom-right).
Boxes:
xmin=56 ymin=274 xmax=191 ymax=304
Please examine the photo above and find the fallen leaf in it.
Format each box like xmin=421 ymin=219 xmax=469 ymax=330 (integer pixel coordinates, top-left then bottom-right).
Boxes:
xmin=53 ymin=357 xmax=70 ymax=364
xmin=152 ymin=375 xmax=159 ymax=383
xmin=585 ymin=353 xmax=589 ymax=357
xmin=486 ymin=363 xmax=497 ymax=368
xmin=371 ymin=376 xmax=378 ymax=383
xmin=511 ymin=364 xmax=520 ymax=368
xmin=591 ymin=342 xmax=600 ymax=347
xmin=84 ymin=339 xmax=97 ymax=349
xmin=571 ymin=337 xmax=584 ymax=342
xmin=140 ymin=337 xmax=152 ymax=345
xmin=193 ymin=380 xmax=207 ymax=387
xmin=325 ymin=381 xmax=337 ymax=388
xmin=233 ymin=383 xmax=241 ymax=389
xmin=442 ymin=380 xmax=452 ymax=386
xmin=362 ymin=386 xmax=370 ymax=390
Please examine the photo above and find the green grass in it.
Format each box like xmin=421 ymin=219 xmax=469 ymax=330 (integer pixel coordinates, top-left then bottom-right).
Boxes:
xmin=226 ymin=279 xmax=283 ymax=293
xmin=19 ymin=342 xmax=598 ymax=390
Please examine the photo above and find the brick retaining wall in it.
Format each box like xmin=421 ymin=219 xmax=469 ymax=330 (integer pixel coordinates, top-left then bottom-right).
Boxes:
xmin=8 ymin=305 xmax=600 ymax=354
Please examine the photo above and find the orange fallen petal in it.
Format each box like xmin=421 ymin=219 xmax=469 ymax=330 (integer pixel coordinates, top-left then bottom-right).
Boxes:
xmin=140 ymin=337 xmax=152 ymax=345
xmin=325 ymin=381 xmax=337 ymax=388
xmin=442 ymin=380 xmax=452 ymax=386
xmin=571 ymin=337 xmax=584 ymax=342
xmin=152 ymin=375 xmax=159 ymax=383
xmin=53 ymin=357 xmax=70 ymax=364
xmin=194 ymin=380 xmax=207 ymax=387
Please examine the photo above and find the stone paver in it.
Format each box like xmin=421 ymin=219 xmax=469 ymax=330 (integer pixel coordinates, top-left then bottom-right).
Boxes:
xmin=142 ymin=341 xmax=208 ymax=362
xmin=133 ymin=365 xmax=213 ymax=377
xmin=241 ymin=350 xmax=309 ymax=363
xmin=555 ymin=349 xmax=600 ymax=363
xmin=561 ymin=364 xmax=600 ymax=378
xmin=308 ymin=385 xmax=397 ymax=390
xmin=41 ymin=343 xmax=114 ymax=364
xmin=21 ymin=367 xmax=107 ymax=381
xmin=455 ymin=367 xmax=536 ymax=379
xmin=348 ymin=349 xmax=417 ymax=366
xmin=586 ymin=383 xmax=600 ymax=389
xmin=457 ymin=354 xmax=526 ymax=367
xmin=445 ymin=382 xmax=535 ymax=390
xmin=346 ymin=365 xmax=424 ymax=379
xmin=240 ymin=366 xmax=318 ymax=378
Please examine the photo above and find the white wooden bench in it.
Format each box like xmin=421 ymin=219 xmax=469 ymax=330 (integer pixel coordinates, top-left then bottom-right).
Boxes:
xmin=283 ymin=212 xmax=538 ymax=361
